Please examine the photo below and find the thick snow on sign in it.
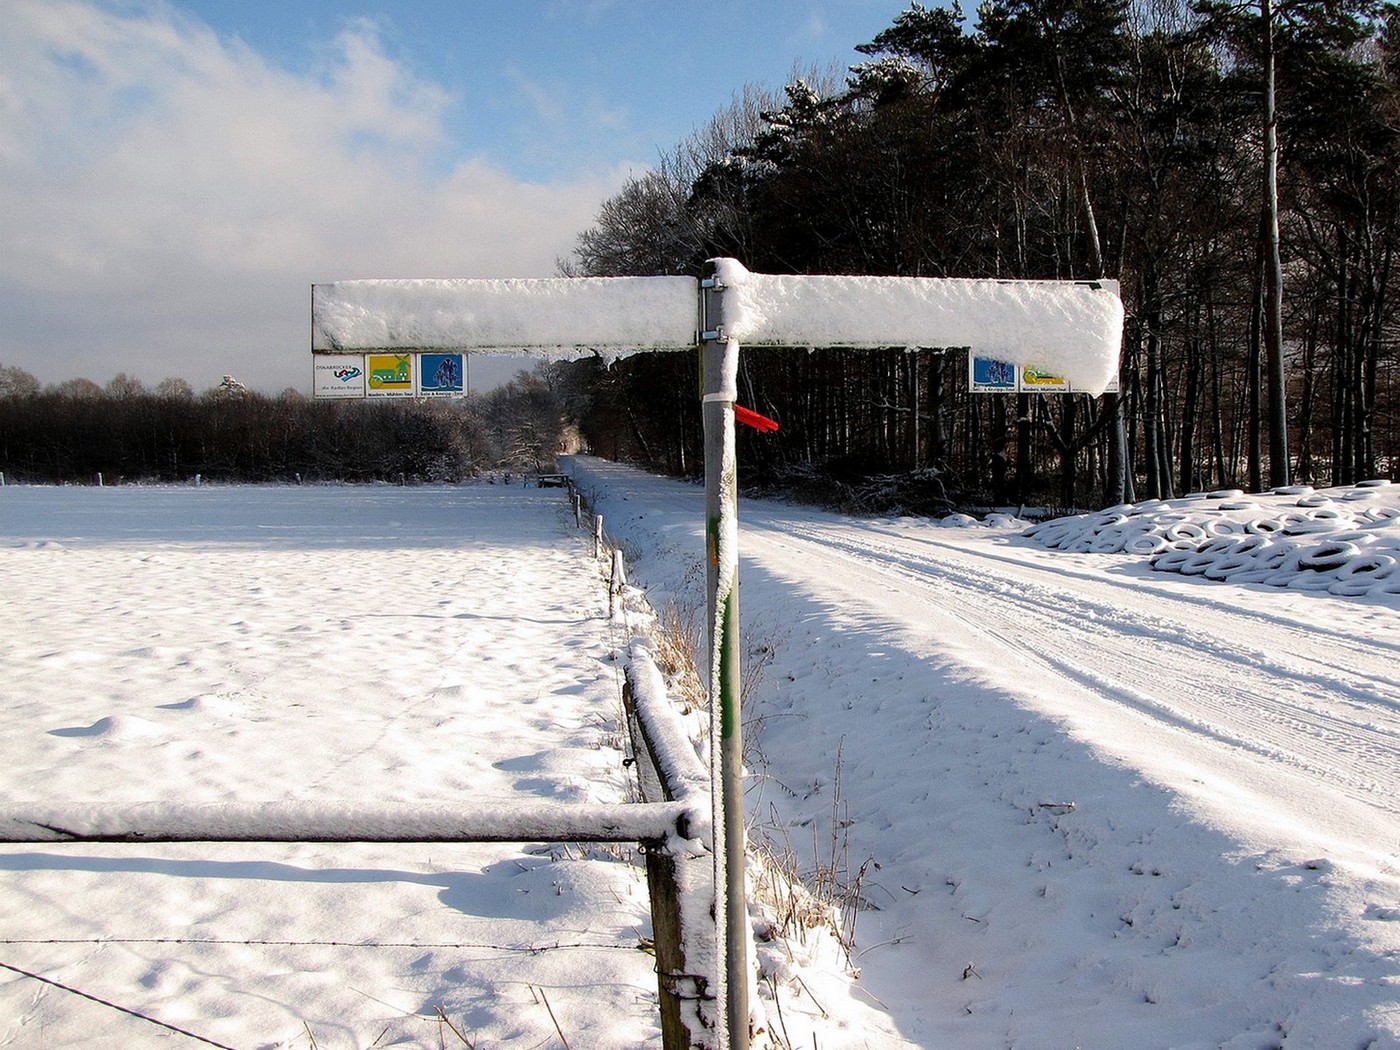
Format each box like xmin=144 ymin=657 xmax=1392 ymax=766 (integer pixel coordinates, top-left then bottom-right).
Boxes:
xmin=313 ymin=259 xmax=1124 ymax=393
xmin=312 ymin=275 xmax=699 ymax=355
xmin=713 ymin=258 xmax=1124 ymax=394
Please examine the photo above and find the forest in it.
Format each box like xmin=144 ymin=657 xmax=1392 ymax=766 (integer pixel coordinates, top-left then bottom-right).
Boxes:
xmin=2 ymin=0 xmax=1396 ymax=513
xmin=560 ymin=0 xmax=1400 ymax=513
xmin=0 ymin=369 xmax=572 ymax=485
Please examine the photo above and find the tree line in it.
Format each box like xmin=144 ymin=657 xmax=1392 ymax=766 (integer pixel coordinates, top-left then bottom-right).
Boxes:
xmin=559 ymin=0 xmax=1399 ymax=512
xmin=0 ymin=365 xmax=573 ymax=484
xmin=5 ymin=0 xmax=1394 ymax=511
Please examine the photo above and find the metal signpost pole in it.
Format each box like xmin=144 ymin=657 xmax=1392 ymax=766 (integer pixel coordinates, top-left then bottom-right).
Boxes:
xmin=701 ymin=263 xmax=748 ymax=1049
xmin=309 ymin=265 xmax=1122 ymax=1050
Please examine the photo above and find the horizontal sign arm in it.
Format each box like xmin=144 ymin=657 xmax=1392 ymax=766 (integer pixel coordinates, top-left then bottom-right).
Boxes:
xmin=312 ymin=258 xmax=1124 ymax=395
xmin=313 ymin=276 xmax=700 ymax=356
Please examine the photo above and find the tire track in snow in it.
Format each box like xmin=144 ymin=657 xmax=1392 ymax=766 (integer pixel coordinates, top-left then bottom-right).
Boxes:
xmin=807 ymin=518 xmax=1400 ymax=693
xmin=742 ymin=516 xmax=1400 ymax=822
xmin=776 ymin=521 xmax=1400 ymax=807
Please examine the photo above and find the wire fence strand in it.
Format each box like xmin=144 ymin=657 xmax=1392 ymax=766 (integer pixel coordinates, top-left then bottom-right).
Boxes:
xmin=0 ymin=959 xmax=242 ymax=1050
xmin=0 ymin=936 xmax=641 ymax=952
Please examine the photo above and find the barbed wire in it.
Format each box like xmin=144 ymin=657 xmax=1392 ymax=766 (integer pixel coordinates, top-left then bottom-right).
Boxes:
xmin=0 ymin=936 xmax=641 ymax=953
xmin=0 ymin=959 xmax=241 ymax=1050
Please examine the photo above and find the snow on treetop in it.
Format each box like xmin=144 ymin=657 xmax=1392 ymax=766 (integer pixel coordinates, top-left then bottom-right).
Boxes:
xmin=713 ymin=258 xmax=1124 ymax=395
xmin=312 ymin=276 xmax=700 ymax=357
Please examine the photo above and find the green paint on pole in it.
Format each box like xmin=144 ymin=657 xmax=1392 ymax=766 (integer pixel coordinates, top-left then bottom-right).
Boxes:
xmin=719 ymin=589 xmax=739 ymax=741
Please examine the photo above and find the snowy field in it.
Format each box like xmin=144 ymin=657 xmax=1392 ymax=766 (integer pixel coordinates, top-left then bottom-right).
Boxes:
xmin=3 ymin=469 xmax=1399 ymax=1049
xmin=0 ymin=485 xmax=662 ymax=1049
xmin=568 ymin=456 xmax=1400 ymax=1050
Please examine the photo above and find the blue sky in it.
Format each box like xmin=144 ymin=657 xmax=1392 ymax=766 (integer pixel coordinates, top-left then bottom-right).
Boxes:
xmin=1 ymin=0 xmax=910 ymax=393
xmin=178 ymin=0 xmax=904 ymax=182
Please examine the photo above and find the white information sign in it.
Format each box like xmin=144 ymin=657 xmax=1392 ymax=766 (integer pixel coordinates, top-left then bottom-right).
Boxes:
xmin=312 ymin=355 xmax=367 ymax=399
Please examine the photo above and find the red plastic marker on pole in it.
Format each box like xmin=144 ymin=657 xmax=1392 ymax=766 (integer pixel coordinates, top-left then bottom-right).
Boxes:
xmin=733 ymin=405 xmax=778 ymax=432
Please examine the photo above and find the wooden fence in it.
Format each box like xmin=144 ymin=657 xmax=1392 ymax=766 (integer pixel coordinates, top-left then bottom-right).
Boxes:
xmin=0 ymin=647 xmax=718 ymax=1048
xmin=0 ymin=480 xmax=723 ymax=1049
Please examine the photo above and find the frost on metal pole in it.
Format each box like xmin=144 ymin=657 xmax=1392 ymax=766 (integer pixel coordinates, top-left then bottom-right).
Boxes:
xmin=701 ymin=261 xmax=748 ymax=1048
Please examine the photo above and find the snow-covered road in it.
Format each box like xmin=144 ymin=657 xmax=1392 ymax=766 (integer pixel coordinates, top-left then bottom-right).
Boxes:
xmin=743 ymin=508 xmax=1400 ymax=861
xmin=573 ymin=455 xmax=1400 ymax=1050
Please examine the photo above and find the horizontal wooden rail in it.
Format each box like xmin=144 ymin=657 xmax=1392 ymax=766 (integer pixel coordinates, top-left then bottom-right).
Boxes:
xmin=624 ymin=645 xmax=719 ymax=1050
xmin=626 ymin=644 xmax=710 ymax=810
xmin=0 ymin=799 xmax=696 ymax=845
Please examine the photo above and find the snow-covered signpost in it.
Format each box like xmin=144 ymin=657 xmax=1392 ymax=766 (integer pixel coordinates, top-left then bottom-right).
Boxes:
xmin=311 ymin=260 xmax=1123 ymax=1049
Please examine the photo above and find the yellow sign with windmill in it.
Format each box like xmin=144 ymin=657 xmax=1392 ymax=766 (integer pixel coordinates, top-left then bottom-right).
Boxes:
xmin=366 ymin=354 xmax=414 ymax=397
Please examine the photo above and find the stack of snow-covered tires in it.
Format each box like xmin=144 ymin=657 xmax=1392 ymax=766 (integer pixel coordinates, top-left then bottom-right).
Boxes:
xmin=1025 ymin=481 xmax=1400 ymax=598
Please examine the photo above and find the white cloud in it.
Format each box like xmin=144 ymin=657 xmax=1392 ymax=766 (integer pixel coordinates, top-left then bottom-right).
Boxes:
xmin=0 ymin=0 xmax=626 ymax=392
xmin=799 ymin=13 xmax=829 ymax=42
xmin=506 ymin=66 xmax=567 ymax=124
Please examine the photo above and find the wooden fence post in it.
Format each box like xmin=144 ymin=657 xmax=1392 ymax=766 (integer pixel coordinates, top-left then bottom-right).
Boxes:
xmin=623 ymin=663 xmax=718 ymax=1050
xmin=610 ymin=549 xmax=627 ymax=619
xmin=594 ymin=515 xmax=604 ymax=559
